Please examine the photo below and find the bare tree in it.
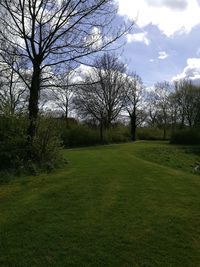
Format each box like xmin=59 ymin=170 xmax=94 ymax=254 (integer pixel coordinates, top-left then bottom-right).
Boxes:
xmin=125 ymin=72 xmax=145 ymax=141
xmin=74 ymin=81 xmax=106 ymax=142
xmin=0 ymin=0 xmax=133 ymax=144
xmin=74 ymin=53 xmax=128 ymax=141
xmin=153 ymin=81 xmax=171 ymax=140
xmin=173 ymin=79 xmax=200 ymax=128
xmin=0 ymin=54 xmax=27 ymax=115
xmin=168 ymin=91 xmax=179 ymax=132
xmin=145 ymin=90 xmax=159 ymax=128
xmin=49 ymin=70 xmax=74 ymax=120
xmin=173 ymin=79 xmax=188 ymax=128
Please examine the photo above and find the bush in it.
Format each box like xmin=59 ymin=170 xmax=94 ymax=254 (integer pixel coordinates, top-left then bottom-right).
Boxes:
xmin=60 ymin=122 xmax=130 ymax=148
xmin=170 ymin=128 xmax=200 ymax=145
xmin=104 ymin=126 xmax=130 ymax=143
xmin=0 ymin=115 xmax=27 ymax=171
xmin=0 ymin=116 xmax=63 ymax=174
xmin=137 ymin=127 xmax=168 ymax=140
xmin=61 ymin=124 xmax=100 ymax=147
xmin=31 ymin=118 xmax=63 ymax=170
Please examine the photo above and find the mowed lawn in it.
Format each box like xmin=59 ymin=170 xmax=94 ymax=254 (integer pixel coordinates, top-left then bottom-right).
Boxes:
xmin=0 ymin=142 xmax=200 ymax=267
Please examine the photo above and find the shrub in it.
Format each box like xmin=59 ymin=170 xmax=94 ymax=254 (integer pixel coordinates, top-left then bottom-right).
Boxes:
xmin=60 ymin=122 xmax=130 ymax=148
xmin=0 ymin=116 xmax=63 ymax=174
xmin=170 ymin=128 xmax=200 ymax=145
xmin=30 ymin=117 xmax=63 ymax=170
xmin=0 ymin=115 xmax=27 ymax=171
xmin=104 ymin=126 xmax=130 ymax=143
xmin=61 ymin=124 xmax=100 ymax=147
xmin=137 ymin=127 xmax=168 ymax=140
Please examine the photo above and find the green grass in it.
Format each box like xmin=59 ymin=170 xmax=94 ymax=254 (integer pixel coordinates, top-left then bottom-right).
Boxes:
xmin=0 ymin=141 xmax=200 ymax=267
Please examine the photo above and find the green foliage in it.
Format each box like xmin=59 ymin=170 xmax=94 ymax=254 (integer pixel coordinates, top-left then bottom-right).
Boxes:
xmin=0 ymin=115 xmax=129 ymax=174
xmin=0 ymin=116 xmax=27 ymax=171
xmin=137 ymin=127 xmax=170 ymax=140
xmin=61 ymin=124 xmax=100 ymax=147
xmin=104 ymin=125 xmax=130 ymax=143
xmin=60 ymin=121 xmax=130 ymax=147
xmin=0 ymin=116 xmax=62 ymax=174
xmin=170 ymin=128 xmax=200 ymax=145
xmin=31 ymin=118 xmax=63 ymax=169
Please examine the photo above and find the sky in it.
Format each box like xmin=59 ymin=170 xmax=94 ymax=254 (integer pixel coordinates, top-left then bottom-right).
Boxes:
xmin=115 ymin=0 xmax=200 ymax=87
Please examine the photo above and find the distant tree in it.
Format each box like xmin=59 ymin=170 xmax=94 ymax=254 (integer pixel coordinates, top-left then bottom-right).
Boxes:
xmin=74 ymin=53 xmax=128 ymax=141
xmin=145 ymin=90 xmax=159 ymax=128
xmin=125 ymin=72 xmax=145 ymax=141
xmin=173 ymin=79 xmax=188 ymax=128
xmin=49 ymin=70 xmax=75 ymax=120
xmin=153 ymin=81 xmax=171 ymax=139
xmin=173 ymin=79 xmax=200 ymax=128
xmin=168 ymin=90 xmax=179 ymax=131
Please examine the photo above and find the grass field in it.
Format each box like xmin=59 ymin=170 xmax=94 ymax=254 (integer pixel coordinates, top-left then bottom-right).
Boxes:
xmin=0 ymin=141 xmax=200 ymax=267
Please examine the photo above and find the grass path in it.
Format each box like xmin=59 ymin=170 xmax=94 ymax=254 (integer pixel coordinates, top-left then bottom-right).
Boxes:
xmin=0 ymin=141 xmax=200 ymax=266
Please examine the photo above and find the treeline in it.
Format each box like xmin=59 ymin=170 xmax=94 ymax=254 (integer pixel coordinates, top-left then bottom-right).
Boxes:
xmin=1 ymin=52 xmax=200 ymax=174
xmin=145 ymin=79 xmax=200 ymax=143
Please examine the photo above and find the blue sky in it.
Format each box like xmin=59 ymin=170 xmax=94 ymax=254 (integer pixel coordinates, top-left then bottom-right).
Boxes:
xmin=116 ymin=0 xmax=200 ymax=87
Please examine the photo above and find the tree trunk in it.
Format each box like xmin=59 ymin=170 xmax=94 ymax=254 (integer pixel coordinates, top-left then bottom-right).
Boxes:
xmin=28 ymin=63 xmax=41 ymax=143
xmin=163 ymin=113 xmax=167 ymax=140
xmin=130 ymin=114 xmax=136 ymax=141
xmin=65 ymin=96 xmax=69 ymax=119
xmin=180 ymin=113 xmax=185 ymax=129
xmin=100 ymin=120 xmax=103 ymax=143
xmin=188 ymin=118 xmax=192 ymax=128
xmin=163 ymin=126 xmax=166 ymax=140
xmin=65 ymin=107 xmax=68 ymax=119
xmin=65 ymin=102 xmax=69 ymax=127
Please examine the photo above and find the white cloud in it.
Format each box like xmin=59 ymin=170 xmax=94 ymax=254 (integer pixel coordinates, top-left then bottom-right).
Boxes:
xmin=158 ymin=51 xmax=169 ymax=59
xmin=172 ymin=58 xmax=200 ymax=84
xmin=147 ymin=0 xmax=188 ymax=10
xmin=116 ymin=0 xmax=200 ymax=36
xmin=85 ymin=27 xmax=103 ymax=50
xmin=70 ymin=64 xmax=94 ymax=83
xmin=127 ymin=32 xmax=150 ymax=45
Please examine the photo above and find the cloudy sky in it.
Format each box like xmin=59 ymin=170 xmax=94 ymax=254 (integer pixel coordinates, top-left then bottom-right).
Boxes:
xmin=116 ymin=0 xmax=200 ymax=86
